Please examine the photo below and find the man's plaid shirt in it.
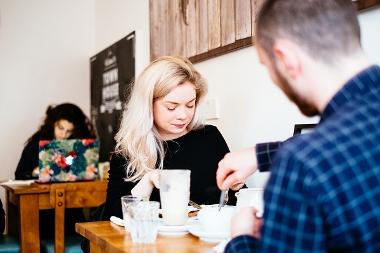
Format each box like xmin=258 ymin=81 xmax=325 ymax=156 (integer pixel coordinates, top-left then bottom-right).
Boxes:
xmin=226 ymin=65 xmax=380 ymax=253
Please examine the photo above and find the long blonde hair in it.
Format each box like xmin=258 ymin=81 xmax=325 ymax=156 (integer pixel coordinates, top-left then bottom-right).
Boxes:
xmin=115 ymin=56 xmax=208 ymax=181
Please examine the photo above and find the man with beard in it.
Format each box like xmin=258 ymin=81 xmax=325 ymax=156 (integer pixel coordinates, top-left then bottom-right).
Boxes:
xmin=217 ymin=0 xmax=380 ymax=252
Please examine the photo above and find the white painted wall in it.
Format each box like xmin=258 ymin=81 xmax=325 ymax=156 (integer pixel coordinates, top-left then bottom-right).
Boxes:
xmin=94 ymin=0 xmax=150 ymax=76
xmin=0 ymin=0 xmax=95 ymax=205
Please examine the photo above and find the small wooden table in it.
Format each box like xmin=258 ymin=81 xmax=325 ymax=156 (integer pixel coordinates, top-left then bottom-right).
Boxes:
xmin=2 ymin=180 xmax=107 ymax=253
xmin=76 ymin=221 xmax=217 ymax=253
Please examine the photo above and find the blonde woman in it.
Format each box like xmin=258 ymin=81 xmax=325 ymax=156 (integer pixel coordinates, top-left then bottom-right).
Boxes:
xmin=101 ymin=56 xmax=234 ymax=220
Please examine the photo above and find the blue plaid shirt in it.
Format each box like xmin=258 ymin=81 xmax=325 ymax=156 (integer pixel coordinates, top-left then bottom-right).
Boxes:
xmin=226 ymin=65 xmax=380 ymax=253
xmin=256 ymin=142 xmax=282 ymax=172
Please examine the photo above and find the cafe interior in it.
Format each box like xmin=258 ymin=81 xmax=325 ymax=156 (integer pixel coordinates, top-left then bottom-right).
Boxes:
xmin=1 ymin=0 xmax=380 ymax=252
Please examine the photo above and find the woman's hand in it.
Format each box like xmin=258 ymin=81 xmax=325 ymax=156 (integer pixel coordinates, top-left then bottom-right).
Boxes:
xmin=32 ymin=167 xmax=39 ymax=177
xmin=131 ymin=170 xmax=160 ymax=198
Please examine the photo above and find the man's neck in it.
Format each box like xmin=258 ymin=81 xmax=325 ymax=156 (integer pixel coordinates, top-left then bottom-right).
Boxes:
xmin=311 ymin=53 xmax=371 ymax=113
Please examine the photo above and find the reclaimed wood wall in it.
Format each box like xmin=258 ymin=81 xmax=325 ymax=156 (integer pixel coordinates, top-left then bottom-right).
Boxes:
xmin=150 ymin=0 xmax=379 ymax=63
xmin=150 ymin=0 xmax=264 ymax=63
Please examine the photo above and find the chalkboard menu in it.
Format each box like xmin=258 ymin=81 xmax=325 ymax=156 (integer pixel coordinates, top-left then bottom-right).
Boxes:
xmin=90 ymin=32 xmax=135 ymax=161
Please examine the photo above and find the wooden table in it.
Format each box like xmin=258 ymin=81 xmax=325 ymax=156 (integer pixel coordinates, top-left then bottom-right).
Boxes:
xmin=2 ymin=180 xmax=107 ymax=253
xmin=76 ymin=221 xmax=217 ymax=253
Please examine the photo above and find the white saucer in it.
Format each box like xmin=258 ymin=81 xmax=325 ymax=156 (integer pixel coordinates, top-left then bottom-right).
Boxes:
xmin=158 ymin=217 xmax=198 ymax=236
xmin=158 ymin=224 xmax=188 ymax=236
xmin=110 ymin=216 xmax=198 ymax=236
xmin=187 ymin=223 xmax=230 ymax=243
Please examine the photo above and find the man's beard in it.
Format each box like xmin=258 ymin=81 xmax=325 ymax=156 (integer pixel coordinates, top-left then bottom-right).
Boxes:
xmin=273 ymin=64 xmax=319 ymax=117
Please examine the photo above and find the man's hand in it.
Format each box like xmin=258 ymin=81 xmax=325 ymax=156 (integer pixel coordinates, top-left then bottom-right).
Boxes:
xmin=216 ymin=147 xmax=258 ymax=190
xmin=231 ymin=207 xmax=263 ymax=239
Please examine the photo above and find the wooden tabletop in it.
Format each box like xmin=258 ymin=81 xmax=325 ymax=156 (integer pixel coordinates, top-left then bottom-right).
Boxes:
xmin=76 ymin=221 xmax=217 ymax=253
xmin=2 ymin=181 xmax=50 ymax=194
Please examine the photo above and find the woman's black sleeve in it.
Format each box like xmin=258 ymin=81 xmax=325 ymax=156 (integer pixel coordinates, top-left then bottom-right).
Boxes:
xmin=15 ymin=139 xmax=39 ymax=180
xmin=101 ymin=154 xmax=137 ymax=220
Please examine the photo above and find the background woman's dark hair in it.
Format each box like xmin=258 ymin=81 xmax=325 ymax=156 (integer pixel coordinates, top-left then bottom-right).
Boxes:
xmin=27 ymin=103 xmax=96 ymax=143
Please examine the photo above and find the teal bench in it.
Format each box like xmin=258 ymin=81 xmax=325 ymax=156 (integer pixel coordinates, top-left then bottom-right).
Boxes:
xmin=41 ymin=235 xmax=83 ymax=253
xmin=0 ymin=235 xmax=20 ymax=253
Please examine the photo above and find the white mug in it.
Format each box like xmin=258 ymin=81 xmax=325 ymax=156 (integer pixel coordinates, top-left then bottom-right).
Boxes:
xmin=197 ymin=205 xmax=235 ymax=236
xmin=235 ymin=188 xmax=264 ymax=217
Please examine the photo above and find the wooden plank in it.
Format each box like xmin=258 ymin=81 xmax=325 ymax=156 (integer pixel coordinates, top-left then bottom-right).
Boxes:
xmin=167 ymin=0 xmax=184 ymax=56
xmin=236 ymin=0 xmax=252 ymax=40
xmin=351 ymin=0 xmax=380 ymax=10
xmin=197 ymin=0 xmax=209 ymax=54
xmin=251 ymin=0 xmax=265 ymax=36
xmin=190 ymin=37 xmax=253 ymax=63
xmin=55 ymin=189 xmax=66 ymax=253
xmin=39 ymin=193 xmax=51 ymax=209
xmin=50 ymin=181 xmax=107 ymax=208
xmin=149 ymin=0 xmax=159 ymax=60
xmin=207 ymin=0 xmax=221 ymax=50
xmin=65 ymin=187 xmax=107 ymax=208
xmin=19 ymin=194 xmax=40 ymax=253
xmin=184 ymin=0 xmax=198 ymax=57
xmin=364 ymin=0 xmax=377 ymax=8
xmin=2 ymin=183 xmax=50 ymax=195
xmin=220 ymin=0 xmax=235 ymax=46
xmin=90 ymin=242 xmax=105 ymax=253
xmin=150 ymin=0 xmax=168 ymax=60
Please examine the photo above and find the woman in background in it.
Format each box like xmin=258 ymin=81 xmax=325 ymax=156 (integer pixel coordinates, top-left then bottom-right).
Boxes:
xmin=14 ymin=102 xmax=96 ymax=238
xmin=15 ymin=103 xmax=96 ymax=180
xmin=102 ymin=56 xmax=236 ymax=220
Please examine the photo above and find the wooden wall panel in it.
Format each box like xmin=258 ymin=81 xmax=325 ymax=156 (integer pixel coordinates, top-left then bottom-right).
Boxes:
xmin=197 ymin=0 xmax=209 ymax=54
xmin=150 ymin=0 xmax=380 ymax=63
xmin=207 ymin=0 xmax=221 ymax=50
xmin=235 ymin=0 xmax=252 ymax=40
xmin=184 ymin=0 xmax=198 ymax=57
xmin=221 ymin=0 xmax=235 ymax=46
xmin=251 ymin=0 xmax=265 ymax=35
xmin=150 ymin=0 xmax=168 ymax=60
xmin=168 ymin=0 xmax=182 ymax=56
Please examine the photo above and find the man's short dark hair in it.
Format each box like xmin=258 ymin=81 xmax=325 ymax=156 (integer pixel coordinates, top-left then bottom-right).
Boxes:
xmin=256 ymin=0 xmax=361 ymax=64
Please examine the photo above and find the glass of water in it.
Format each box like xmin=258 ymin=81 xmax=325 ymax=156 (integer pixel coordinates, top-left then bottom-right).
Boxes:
xmin=128 ymin=201 xmax=160 ymax=243
xmin=121 ymin=195 xmax=147 ymax=229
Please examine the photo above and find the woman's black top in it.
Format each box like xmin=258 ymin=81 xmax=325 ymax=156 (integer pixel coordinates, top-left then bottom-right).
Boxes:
xmin=15 ymin=135 xmax=39 ymax=180
xmin=102 ymin=125 xmax=236 ymax=220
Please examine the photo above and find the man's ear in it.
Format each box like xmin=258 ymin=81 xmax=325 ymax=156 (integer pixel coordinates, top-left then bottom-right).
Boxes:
xmin=273 ymin=40 xmax=301 ymax=80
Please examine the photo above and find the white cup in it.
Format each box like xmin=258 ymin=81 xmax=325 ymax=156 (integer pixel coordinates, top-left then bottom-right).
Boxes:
xmin=245 ymin=171 xmax=270 ymax=188
xmin=197 ymin=205 xmax=235 ymax=236
xmin=159 ymin=170 xmax=190 ymax=226
xmin=235 ymin=188 xmax=264 ymax=217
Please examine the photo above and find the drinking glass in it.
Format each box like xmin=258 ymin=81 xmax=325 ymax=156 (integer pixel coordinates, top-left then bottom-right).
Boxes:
xmin=121 ymin=195 xmax=147 ymax=229
xmin=159 ymin=169 xmax=190 ymax=226
xmin=128 ymin=201 xmax=160 ymax=243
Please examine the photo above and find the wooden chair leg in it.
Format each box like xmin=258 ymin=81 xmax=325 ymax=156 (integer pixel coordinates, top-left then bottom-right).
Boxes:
xmin=55 ymin=189 xmax=65 ymax=253
xmin=19 ymin=195 xmax=40 ymax=253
